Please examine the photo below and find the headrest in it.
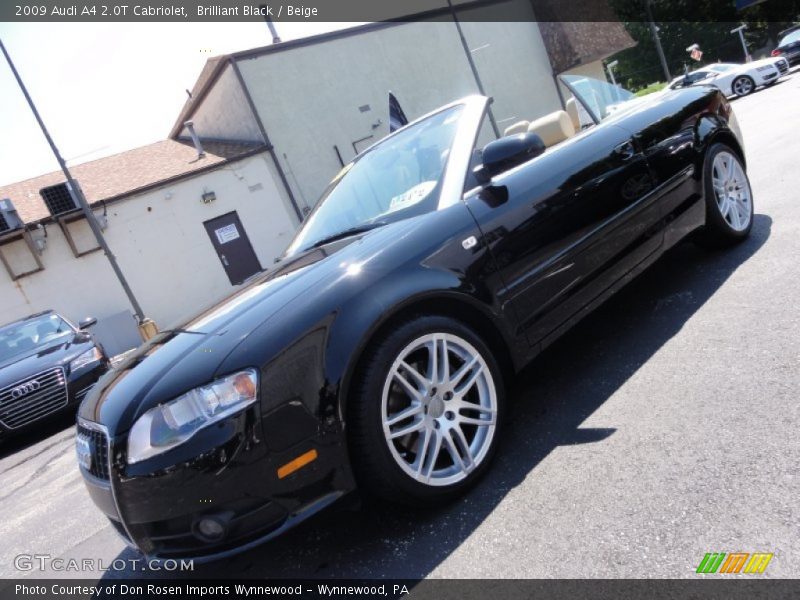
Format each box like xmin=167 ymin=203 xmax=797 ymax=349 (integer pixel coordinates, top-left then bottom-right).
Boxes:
xmin=565 ymin=98 xmax=581 ymax=130
xmin=527 ymin=110 xmax=576 ymax=147
xmin=503 ymin=120 xmax=530 ymax=137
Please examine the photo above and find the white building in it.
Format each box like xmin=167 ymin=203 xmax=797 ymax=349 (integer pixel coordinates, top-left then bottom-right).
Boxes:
xmin=0 ymin=4 xmax=633 ymax=355
xmin=0 ymin=141 xmax=299 ymax=354
xmin=171 ymin=7 xmax=634 ymax=214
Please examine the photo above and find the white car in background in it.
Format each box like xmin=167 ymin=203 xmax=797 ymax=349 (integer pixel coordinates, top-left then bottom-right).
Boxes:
xmin=669 ymin=57 xmax=788 ymax=97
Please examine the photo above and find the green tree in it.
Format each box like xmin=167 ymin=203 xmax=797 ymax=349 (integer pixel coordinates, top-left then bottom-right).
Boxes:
xmin=608 ymin=0 xmax=800 ymax=90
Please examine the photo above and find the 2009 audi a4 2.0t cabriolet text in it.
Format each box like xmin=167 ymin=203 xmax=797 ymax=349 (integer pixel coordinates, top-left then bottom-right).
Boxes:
xmin=77 ymin=74 xmax=754 ymax=561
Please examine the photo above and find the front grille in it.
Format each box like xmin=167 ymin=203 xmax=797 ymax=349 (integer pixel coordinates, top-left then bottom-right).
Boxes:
xmin=0 ymin=367 xmax=68 ymax=429
xmin=76 ymin=423 xmax=110 ymax=480
xmin=777 ymin=61 xmax=789 ymax=74
xmin=74 ymin=384 xmax=95 ymax=403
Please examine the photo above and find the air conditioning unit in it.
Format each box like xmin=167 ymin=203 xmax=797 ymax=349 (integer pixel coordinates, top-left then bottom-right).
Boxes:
xmin=0 ymin=198 xmax=24 ymax=233
xmin=39 ymin=182 xmax=79 ymax=216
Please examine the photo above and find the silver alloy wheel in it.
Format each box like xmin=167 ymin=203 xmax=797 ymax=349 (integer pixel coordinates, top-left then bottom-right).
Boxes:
xmin=711 ymin=151 xmax=752 ymax=232
xmin=733 ymin=76 xmax=754 ymax=96
xmin=380 ymin=332 xmax=497 ymax=487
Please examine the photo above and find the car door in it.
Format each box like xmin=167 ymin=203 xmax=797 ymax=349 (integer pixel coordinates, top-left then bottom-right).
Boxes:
xmin=464 ymin=116 xmax=662 ymax=349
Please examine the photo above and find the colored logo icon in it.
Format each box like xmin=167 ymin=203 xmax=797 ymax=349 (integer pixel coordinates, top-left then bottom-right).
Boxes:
xmin=696 ymin=552 xmax=773 ymax=574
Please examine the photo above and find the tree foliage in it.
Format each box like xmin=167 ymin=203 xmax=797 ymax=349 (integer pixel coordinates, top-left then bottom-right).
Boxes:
xmin=607 ymin=0 xmax=800 ymax=90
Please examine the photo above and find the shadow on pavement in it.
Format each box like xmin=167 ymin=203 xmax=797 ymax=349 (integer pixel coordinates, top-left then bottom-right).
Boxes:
xmin=103 ymin=214 xmax=772 ymax=580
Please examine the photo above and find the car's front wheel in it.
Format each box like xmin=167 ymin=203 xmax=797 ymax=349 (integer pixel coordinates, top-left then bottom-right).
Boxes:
xmin=732 ymin=75 xmax=755 ymax=96
xmin=349 ymin=316 xmax=504 ymax=506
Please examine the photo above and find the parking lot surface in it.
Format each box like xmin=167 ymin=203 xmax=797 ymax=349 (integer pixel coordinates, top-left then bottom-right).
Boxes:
xmin=1 ymin=73 xmax=798 ymax=580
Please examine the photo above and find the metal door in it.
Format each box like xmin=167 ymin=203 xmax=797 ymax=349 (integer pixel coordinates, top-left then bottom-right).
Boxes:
xmin=203 ymin=212 xmax=262 ymax=285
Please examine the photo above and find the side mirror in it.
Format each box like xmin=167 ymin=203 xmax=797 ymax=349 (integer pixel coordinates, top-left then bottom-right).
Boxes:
xmin=474 ymin=132 xmax=546 ymax=184
xmin=79 ymin=317 xmax=97 ymax=330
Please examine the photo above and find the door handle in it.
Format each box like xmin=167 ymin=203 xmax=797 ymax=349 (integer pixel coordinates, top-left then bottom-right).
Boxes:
xmin=220 ymin=254 xmax=229 ymax=266
xmin=613 ymin=140 xmax=636 ymax=160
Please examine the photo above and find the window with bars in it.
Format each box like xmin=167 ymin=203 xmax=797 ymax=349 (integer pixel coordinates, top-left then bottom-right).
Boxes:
xmin=39 ymin=182 xmax=78 ymax=216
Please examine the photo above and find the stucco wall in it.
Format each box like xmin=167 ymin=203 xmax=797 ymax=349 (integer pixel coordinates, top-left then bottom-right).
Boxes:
xmin=237 ymin=12 xmax=562 ymax=208
xmin=0 ymin=152 xmax=297 ymax=349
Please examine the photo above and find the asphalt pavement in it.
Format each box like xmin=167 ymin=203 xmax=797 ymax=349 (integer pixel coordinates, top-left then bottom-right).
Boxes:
xmin=1 ymin=72 xmax=798 ymax=581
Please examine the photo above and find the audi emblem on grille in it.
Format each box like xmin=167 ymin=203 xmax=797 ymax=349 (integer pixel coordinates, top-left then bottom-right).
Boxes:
xmin=10 ymin=380 xmax=41 ymax=399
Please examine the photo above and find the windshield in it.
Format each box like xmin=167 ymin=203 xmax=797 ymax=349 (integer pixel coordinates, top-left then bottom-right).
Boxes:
xmin=0 ymin=314 xmax=74 ymax=362
xmin=708 ymin=64 xmax=735 ymax=72
xmin=285 ymin=104 xmax=465 ymax=255
xmin=560 ymin=74 xmax=636 ymax=123
xmin=779 ymin=30 xmax=800 ymax=46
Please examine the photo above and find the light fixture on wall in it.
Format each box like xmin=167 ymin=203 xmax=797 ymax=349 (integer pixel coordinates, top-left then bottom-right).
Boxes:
xmin=201 ymin=190 xmax=216 ymax=204
xmin=30 ymin=223 xmax=47 ymax=254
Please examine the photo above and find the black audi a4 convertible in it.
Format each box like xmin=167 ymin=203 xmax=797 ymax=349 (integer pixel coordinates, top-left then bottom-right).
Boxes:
xmin=78 ymin=75 xmax=753 ymax=560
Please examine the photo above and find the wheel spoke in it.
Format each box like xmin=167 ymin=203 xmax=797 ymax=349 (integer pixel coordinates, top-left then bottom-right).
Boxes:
xmin=439 ymin=338 xmax=450 ymax=383
xmin=385 ymin=402 xmax=423 ymax=427
xmin=419 ymin=430 xmax=442 ymax=481
xmin=737 ymin=195 xmax=749 ymax=216
xmin=728 ymin=202 xmax=741 ymax=229
xmin=718 ymin=196 xmax=731 ymax=217
xmin=393 ymin=364 xmax=425 ymax=401
xmin=413 ymin=427 xmax=431 ymax=475
xmin=454 ymin=362 xmax=483 ymax=396
xmin=444 ymin=427 xmax=473 ymax=473
xmin=449 ymin=354 xmax=478 ymax=388
xmin=388 ymin=418 xmax=424 ymax=440
xmin=457 ymin=410 xmax=496 ymax=426
xmin=726 ymin=156 xmax=735 ymax=181
xmin=427 ymin=337 xmax=438 ymax=385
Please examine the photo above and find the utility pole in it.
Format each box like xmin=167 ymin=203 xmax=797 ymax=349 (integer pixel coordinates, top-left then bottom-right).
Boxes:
xmin=1 ymin=38 xmax=155 ymax=338
xmin=446 ymin=0 xmax=501 ymax=138
xmin=644 ymin=0 xmax=671 ymax=82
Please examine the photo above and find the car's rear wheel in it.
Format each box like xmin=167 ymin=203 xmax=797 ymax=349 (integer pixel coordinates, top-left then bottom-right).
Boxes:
xmin=349 ymin=316 xmax=504 ymax=506
xmin=732 ymin=75 xmax=755 ymax=96
xmin=697 ymin=143 xmax=753 ymax=247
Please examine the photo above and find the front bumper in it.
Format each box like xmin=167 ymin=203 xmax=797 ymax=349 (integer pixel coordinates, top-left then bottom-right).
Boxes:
xmin=77 ymin=407 xmax=355 ymax=561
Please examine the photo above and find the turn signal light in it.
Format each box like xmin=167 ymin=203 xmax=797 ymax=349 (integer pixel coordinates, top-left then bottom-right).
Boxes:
xmin=277 ymin=449 xmax=318 ymax=479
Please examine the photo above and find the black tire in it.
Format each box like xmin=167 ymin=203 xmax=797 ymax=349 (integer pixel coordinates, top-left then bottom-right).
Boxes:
xmin=348 ymin=315 xmax=505 ymax=507
xmin=732 ymin=75 xmax=755 ymax=96
xmin=696 ymin=143 xmax=754 ymax=248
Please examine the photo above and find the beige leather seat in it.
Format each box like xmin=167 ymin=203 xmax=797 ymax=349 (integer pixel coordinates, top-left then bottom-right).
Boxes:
xmin=527 ymin=110 xmax=576 ymax=147
xmin=503 ymin=120 xmax=530 ymax=137
xmin=565 ymin=98 xmax=581 ymax=130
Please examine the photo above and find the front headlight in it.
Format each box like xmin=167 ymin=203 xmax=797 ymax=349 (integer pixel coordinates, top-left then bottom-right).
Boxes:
xmin=127 ymin=369 xmax=258 ymax=464
xmin=70 ymin=347 xmax=102 ymax=371
xmin=756 ymin=66 xmax=774 ymax=72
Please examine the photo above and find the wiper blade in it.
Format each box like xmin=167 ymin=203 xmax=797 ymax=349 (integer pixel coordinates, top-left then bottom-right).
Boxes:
xmin=309 ymin=221 xmax=388 ymax=249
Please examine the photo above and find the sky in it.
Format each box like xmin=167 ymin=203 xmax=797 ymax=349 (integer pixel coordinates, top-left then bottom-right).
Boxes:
xmin=0 ymin=22 xmax=363 ymax=186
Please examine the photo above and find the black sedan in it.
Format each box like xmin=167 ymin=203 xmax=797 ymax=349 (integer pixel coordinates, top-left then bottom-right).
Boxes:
xmin=772 ymin=26 xmax=800 ymax=66
xmin=78 ymin=75 xmax=753 ymax=561
xmin=0 ymin=311 xmax=109 ymax=439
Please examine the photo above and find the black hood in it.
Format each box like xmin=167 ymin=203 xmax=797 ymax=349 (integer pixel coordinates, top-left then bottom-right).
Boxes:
xmin=0 ymin=334 xmax=94 ymax=388
xmin=78 ymin=219 xmax=421 ymax=434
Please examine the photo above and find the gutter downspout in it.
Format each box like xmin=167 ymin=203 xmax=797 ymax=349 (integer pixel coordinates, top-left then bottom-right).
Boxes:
xmin=230 ymin=58 xmax=304 ymax=223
